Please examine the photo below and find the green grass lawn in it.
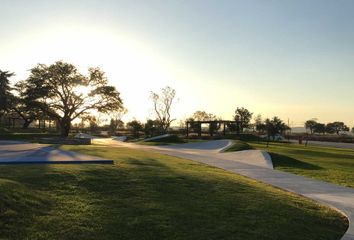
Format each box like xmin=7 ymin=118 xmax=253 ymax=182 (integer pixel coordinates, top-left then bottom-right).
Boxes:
xmin=0 ymin=145 xmax=348 ymax=240
xmin=248 ymin=141 xmax=354 ymax=188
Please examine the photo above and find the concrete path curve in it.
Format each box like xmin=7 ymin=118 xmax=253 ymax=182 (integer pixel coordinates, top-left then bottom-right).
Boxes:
xmin=95 ymin=139 xmax=354 ymax=240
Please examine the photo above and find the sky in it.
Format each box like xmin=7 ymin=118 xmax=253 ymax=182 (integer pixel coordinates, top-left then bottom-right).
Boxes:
xmin=1 ymin=0 xmax=354 ymax=127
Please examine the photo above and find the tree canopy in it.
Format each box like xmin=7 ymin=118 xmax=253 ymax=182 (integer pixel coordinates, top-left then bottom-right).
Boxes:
xmin=234 ymin=107 xmax=253 ymax=133
xmin=305 ymin=119 xmax=317 ymax=134
xmin=254 ymin=114 xmax=266 ymax=134
xmin=187 ymin=111 xmax=221 ymax=136
xmin=265 ymin=117 xmax=289 ymax=140
xmin=191 ymin=111 xmax=218 ymax=121
xmin=326 ymin=122 xmax=349 ymax=135
xmin=313 ymin=123 xmax=326 ymax=135
xmin=0 ymin=70 xmax=14 ymax=115
xmin=127 ymin=120 xmax=143 ymax=138
xmin=19 ymin=61 xmax=124 ymax=136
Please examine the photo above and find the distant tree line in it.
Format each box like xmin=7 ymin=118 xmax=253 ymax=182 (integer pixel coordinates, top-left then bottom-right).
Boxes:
xmin=1 ymin=62 xmax=353 ymax=139
xmin=1 ymin=62 xmax=177 ymax=138
xmin=305 ymin=119 xmax=351 ymax=135
xmin=186 ymin=107 xmax=290 ymax=140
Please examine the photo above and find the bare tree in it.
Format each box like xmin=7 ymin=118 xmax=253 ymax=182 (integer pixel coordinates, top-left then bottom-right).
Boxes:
xmin=150 ymin=86 xmax=176 ymax=133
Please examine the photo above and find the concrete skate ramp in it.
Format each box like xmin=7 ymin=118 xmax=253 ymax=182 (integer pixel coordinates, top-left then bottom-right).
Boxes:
xmin=164 ymin=139 xmax=233 ymax=151
xmin=0 ymin=141 xmax=113 ymax=164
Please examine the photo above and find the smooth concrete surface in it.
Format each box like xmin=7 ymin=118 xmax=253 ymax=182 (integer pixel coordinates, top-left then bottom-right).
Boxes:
xmin=0 ymin=141 xmax=113 ymax=164
xmin=96 ymin=138 xmax=354 ymax=240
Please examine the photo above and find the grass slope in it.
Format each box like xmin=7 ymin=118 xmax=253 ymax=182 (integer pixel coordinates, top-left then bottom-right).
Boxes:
xmin=0 ymin=145 xmax=348 ymax=240
xmin=138 ymin=136 xmax=205 ymax=146
xmin=249 ymin=141 xmax=354 ymax=188
xmin=224 ymin=140 xmax=254 ymax=152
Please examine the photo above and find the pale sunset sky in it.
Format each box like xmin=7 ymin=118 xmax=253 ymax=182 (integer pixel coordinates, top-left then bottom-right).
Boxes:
xmin=1 ymin=0 xmax=354 ymax=127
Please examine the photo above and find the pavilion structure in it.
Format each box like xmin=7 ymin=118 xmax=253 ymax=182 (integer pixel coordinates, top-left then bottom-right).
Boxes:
xmin=185 ymin=120 xmax=239 ymax=138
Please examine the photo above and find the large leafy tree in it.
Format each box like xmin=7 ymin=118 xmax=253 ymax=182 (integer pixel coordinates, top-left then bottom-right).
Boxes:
xmin=0 ymin=70 xmax=14 ymax=115
xmin=144 ymin=119 xmax=159 ymax=138
xmin=313 ymin=123 xmax=326 ymax=135
xmin=12 ymin=81 xmax=43 ymax=128
xmin=20 ymin=61 xmax=124 ymax=137
xmin=265 ymin=116 xmax=289 ymax=140
xmin=234 ymin=107 xmax=253 ymax=133
xmin=127 ymin=120 xmax=143 ymax=138
xmin=326 ymin=122 xmax=349 ymax=135
xmin=108 ymin=118 xmax=124 ymax=135
xmin=191 ymin=111 xmax=218 ymax=121
xmin=305 ymin=119 xmax=317 ymax=134
xmin=254 ymin=114 xmax=266 ymax=134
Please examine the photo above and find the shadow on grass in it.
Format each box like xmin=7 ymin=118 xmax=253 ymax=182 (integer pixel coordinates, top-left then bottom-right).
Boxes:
xmin=270 ymin=152 xmax=323 ymax=170
xmin=73 ymin=157 xmax=338 ymax=240
xmin=224 ymin=141 xmax=254 ymax=152
xmin=0 ymin=147 xmax=347 ymax=240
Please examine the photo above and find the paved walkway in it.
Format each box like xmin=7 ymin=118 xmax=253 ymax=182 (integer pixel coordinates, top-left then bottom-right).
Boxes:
xmin=0 ymin=141 xmax=113 ymax=164
xmin=95 ymin=139 xmax=354 ymax=240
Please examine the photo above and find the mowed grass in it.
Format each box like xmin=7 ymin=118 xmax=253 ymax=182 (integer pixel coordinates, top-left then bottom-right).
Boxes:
xmin=0 ymin=145 xmax=348 ymax=240
xmin=249 ymin=141 xmax=354 ymax=188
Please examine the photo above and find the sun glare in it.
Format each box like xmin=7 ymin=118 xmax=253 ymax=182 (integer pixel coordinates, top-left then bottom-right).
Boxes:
xmin=6 ymin=23 xmax=179 ymax=121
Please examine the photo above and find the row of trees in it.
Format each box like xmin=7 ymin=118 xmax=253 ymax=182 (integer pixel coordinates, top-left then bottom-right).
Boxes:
xmin=305 ymin=119 xmax=352 ymax=135
xmin=125 ymin=119 xmax=162 ymax=138
xmin=2 ymin=61 xmax=352 ymax=139
xmin=1 ymin=62 xmax=124 ymax=136
xmin=186 ymin=108 xmax=290 ymax=139
xmin=1 ymin=62 xmax=178 ymax=138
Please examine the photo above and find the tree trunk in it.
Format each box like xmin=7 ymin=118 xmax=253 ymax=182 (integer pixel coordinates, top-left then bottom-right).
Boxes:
xmin=60 ymin=118 xmax=71 ymax=137
xmin=22 ymin=119 xmax=33 ymax=129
